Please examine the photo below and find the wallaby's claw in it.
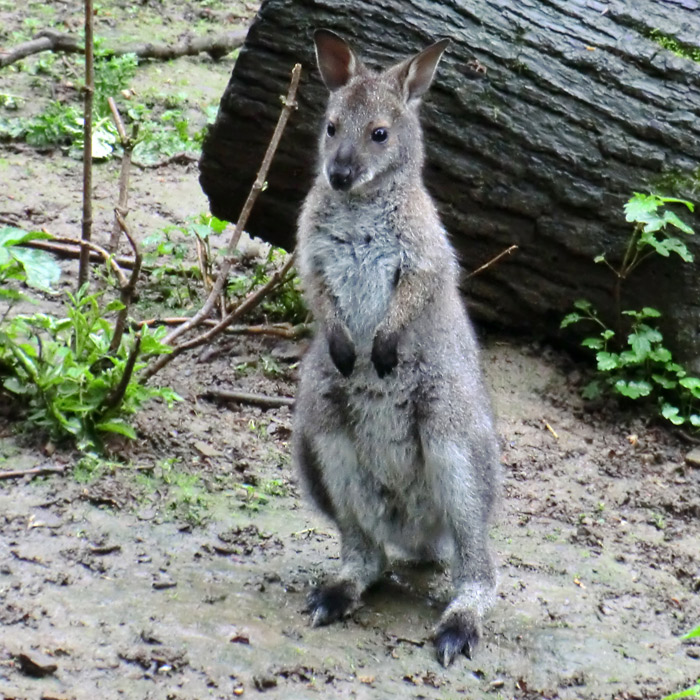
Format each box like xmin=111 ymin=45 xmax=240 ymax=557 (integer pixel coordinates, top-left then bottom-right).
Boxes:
xmin=434 ymin=614 xmax=481 ymax=666
xmin=371 ymin=330 xmax=399 ymax=378
xmin=327 ymin=324 xmax=356 ymax=377
xmin=306 ymin=582 xmax=355 ymax=627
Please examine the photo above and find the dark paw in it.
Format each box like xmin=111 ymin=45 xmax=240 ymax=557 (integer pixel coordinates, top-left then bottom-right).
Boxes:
xmin=434 ymin=613 xmax=481 ymax=667
xmin=306 ymin=582 xmax=356 ymax=627
xmin=371 ymin=329 xmax=399 ymax=378
xmin=327 ymin=324 xmax=356 ymax=378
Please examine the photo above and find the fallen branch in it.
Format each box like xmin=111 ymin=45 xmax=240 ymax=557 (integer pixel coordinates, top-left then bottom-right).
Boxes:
xmin=163 ymin=62 xmax=302 ymax=349
xmin=38 ymin=233 xmax=128 ymax=286
xmin=201 ymin=389 xmax=295 ymax=408
xmin=139 ymin=317 xmax=310 ymax=339
xmin=0 ymin=464 xmax=66 ymax=481
xmin=19 ymin=238 xmax=138 ymax=270
xmin=0 ymin=28 xmax=248 ymax=68
xmin=132 ymin=152 xmax=199 ymax=170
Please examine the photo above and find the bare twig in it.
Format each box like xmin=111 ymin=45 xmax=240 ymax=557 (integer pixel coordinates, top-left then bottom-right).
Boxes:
xmin=100 ymin=332 xmax=142 ymax=413
xmin=0 ymin=465 xmax=66 ymax=481
xmin=467 ymin=244 xmax=518 ymax=278
xmin=109 ymin=211 xmax=142 ymax=354
xmin=163 ymin=62 xmax=302 ymax=349
xmin=201 ymin=389 xmax=295 ymax=408
xmin=107 ymin=98 xmax=137 ymax=253
xmin=78 ymin=0 xmax=94 ymax=289
xmin=142 ymin=253 xmax=296 ymax=381
xmin=0 ymin=28 xmax=248 ymax=68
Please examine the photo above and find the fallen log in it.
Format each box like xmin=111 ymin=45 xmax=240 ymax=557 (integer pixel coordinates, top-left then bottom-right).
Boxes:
xmin=200 ymin=0 xmax=700 ymax=366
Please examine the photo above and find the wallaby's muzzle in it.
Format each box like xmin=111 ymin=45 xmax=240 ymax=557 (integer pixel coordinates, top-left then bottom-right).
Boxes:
xmin=328 ymin=163 xmax=354 ymax=191
xmin=327 ymin=143 xmax=355 ymax=191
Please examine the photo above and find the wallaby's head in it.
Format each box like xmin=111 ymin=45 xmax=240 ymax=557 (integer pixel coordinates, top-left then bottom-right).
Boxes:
xmin=313 ymin=30 xmax=449 ymax=194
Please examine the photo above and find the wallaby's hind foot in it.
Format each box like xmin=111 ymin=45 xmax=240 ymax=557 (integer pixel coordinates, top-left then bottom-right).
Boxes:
xmin=434 ymin=608 xmax=481 ymax=667
xmin=306 ymin=580 xmax=358 ymax=627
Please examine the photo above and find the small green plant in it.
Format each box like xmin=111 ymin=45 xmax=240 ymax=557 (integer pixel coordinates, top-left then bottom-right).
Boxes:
xmin=0 ymin=284 xmax=180 ymax=450
xmin=660 ymin=625 xmax=700 ymax=699
xmin=562 ymin=193 xmax=699 ymax=430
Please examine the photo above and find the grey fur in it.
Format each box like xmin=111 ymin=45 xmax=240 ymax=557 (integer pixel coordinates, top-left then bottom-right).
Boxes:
xmin=293 ymin=29 xmax=501 ymax=667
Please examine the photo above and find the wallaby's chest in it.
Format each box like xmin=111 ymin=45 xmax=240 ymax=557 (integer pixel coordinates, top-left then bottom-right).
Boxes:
xmin=311 ymin=204 xmax=400 ymax=341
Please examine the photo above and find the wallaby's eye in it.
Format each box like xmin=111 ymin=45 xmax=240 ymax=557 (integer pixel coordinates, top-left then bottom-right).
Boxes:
xmin=326 ymin=122 xmax=336 ymax=137
xmin=371 ymin=127 xmax=388 ymax=143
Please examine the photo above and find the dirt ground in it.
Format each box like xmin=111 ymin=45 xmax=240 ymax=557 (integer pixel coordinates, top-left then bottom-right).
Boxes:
xmin=1 ymin=2 xmax=699 ymax=699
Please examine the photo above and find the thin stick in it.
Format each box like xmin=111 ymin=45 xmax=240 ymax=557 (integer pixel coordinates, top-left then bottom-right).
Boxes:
xmin=0 ymin=465 xmax=66 ymax=481
xmin=78 ymin=0 xmax=95 ymax=289
xmin=43 ymin=233 xmax=128 ymax=286
xmin=100 ymin=332 xmax=142 ymax=413
xmin=164 ymin=63 xmax=302 ymax=348
xmin=107 ymin=98 xmax=136 ymax=253
xmin=467 ymin=244 xmax=518 ymax=278
xmin=201 ymin=389 xmax=295 ymax=408
xmin=109 ymin=211 xmax=142 ymax=354
xmin=142 ymin=253 xmax=296 ymax=381
xmin=139 ymin=318 xmax=309 ymax=339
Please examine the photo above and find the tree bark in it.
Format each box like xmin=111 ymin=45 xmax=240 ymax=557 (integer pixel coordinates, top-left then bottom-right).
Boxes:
xmin=199 ymin=0 xmax=700 ymax=365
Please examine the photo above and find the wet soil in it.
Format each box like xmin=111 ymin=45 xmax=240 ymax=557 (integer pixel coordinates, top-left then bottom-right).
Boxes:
xmin=1 ymin=2 xmax=699 ymax=699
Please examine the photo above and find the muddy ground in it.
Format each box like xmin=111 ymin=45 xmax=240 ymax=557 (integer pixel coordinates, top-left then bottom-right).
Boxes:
xmin=1 ymin=2 xmax=699 ymax=699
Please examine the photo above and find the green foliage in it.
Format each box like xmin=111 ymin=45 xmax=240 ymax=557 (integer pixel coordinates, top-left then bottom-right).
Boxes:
xmin=143 ymin=213 xmax=228 ymax=309
xmin=0 ymin=42 xmax=205 ymax=162
xmin=136 ymin=458 xmax=210 ymax=525
xmin=0 ymin=284 xmax=180 ymax=450
xmin=229 ymin=247 xmax=306 ymax=324
xmin=561 ymin=194 xmax=698 ymax=430
xmin=0 ymin=227 xmax=61 ymax=303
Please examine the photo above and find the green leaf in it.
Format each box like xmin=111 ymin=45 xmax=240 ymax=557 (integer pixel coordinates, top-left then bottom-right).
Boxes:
xmin=560 ymin=313 xmax=582 ymax=329
xmin=581 ymin=337 xmax=603 ymax=350
xmin=682 ymin=626 xmax=700 ymax=640
xmin=661 ymin=403 xmax=685 ymax=425
xmin=582 ymin=380 xmax=603 ymax=400
xmin=596 ymin=352 xmax=620 ymax=372
xmin=573 ymin=299 xmax=594 ymax=312
xmin=679 ymin=377 xmax=700 ymax=399
xmin=3 ymin=376 xmax=29 ymax=394
xmin=614 ymin=379 xmax=652 ymax=399
xmin=651 ymin=373 xmax=677 ymax=389
xmin=624 ymin=193 xmax=659 ymax=223
xmin=690 ymin=415 xmax=700 ymax=428
xmin=95 ymin=419 xmax=137 ymax=440
xmin=662 ymin=209 xmax=695 ymax=234
xmin=11 ymin=247 xmax=62 ymax=291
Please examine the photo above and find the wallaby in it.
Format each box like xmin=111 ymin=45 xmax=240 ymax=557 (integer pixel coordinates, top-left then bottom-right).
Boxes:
xmin=292 ymin=29 xmax=501 ymax=667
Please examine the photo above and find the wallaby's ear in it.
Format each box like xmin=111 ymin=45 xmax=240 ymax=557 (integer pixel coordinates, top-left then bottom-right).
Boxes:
xmin=314 ymin=29 xmax=362 ymax=91
xmin=386 ymin=38 xmax=451 ymax=104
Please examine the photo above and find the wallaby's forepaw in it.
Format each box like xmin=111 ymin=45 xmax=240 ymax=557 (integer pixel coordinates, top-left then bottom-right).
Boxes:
xmin=371 ymin=329 xmax=399 ymax=378
xmin=327 ymin=324 xmax=356 ymax=377
xmin=433 ymin=609 xmax=481 ymax=667
xmin=306 ymin=581 xmax=357 ymax=627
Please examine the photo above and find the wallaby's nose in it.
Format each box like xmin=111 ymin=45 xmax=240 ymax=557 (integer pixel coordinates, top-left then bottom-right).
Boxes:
xmin=328 ymin=164 xmax=353 ymax=191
